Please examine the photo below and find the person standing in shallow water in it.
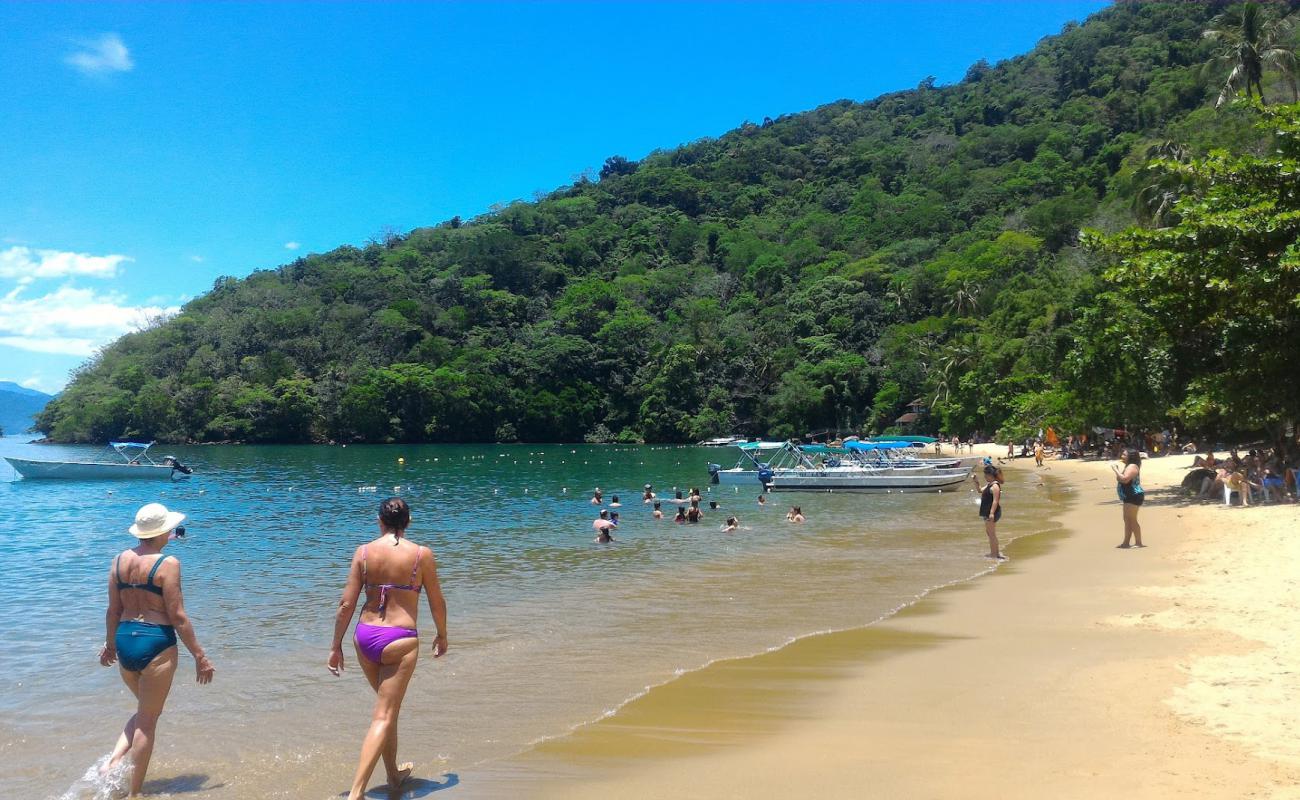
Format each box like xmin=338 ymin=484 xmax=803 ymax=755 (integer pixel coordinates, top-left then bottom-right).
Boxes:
xmin=99 ymin=503 xmax=215 ymax=797
xmin=1114 ymin=449 xmax=1145 ymax=548
xmin=973 ymin=465 xmax=1006 ymax=559
xmin=329 ymin=498 xmax=448 ymax=800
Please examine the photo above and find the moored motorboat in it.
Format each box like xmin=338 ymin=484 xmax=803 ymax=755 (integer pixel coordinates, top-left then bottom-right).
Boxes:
xmin=708 ymin=440 xmax=970 ymax=492
xmin=5 ymin=441 xmax=195 ymax=481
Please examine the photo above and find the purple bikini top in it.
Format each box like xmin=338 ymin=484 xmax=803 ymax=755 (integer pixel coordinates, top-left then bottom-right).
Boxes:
xmin=362 ymin=543 xmax=422 ymax=617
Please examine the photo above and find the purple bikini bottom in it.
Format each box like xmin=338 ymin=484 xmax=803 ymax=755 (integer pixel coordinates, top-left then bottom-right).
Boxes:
xmin=355 ymin=622 xmax=418 ymax=664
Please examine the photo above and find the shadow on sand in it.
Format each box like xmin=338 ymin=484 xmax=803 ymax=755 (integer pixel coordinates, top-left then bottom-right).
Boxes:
xmin=141 ymin=773 xmax=226 ymax=794
xmin=357 ymin=772 xmax=460 ymax=798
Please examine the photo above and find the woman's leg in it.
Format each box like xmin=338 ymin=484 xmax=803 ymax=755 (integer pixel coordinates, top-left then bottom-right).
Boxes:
xmin=984 ymin=518 xmax=1000 ymax=558
xmin=1124 ymin=503 xmax=1142 ymax=547
xmin=104 ymin=669 xmax=142 ymax=774
xmin=354 ymin=641 xmax=414 ymax=788
xmin=348 ymin=638 xmax=420 ymax=800
xmin=126 ymin=646 xmax=178 ymax=796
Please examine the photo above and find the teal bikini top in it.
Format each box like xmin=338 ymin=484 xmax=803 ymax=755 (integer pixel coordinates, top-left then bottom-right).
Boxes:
xmin=116 ymin=554 xmax=170 ymax=596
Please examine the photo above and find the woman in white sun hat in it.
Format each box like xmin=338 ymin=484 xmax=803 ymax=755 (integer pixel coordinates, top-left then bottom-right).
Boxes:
xmin=98 ymin=502 xmax=215 ymax=796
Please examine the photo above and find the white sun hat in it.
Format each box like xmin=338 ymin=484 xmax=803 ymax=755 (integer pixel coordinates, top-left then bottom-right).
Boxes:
xmin=129 ymin=503 xmax=187 ymax=539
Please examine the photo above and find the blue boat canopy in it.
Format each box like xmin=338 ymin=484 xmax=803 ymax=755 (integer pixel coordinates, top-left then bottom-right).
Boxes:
xmin=844 ymin=441 xmax=910 ymax=452
xmin=736 ymin=441 xmax=788 ymax=451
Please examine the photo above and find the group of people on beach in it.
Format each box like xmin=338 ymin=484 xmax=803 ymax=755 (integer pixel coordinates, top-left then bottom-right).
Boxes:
xmin=588 ymin=484 xmax=806 ymax=540
xmin=98 ymin=497 xmax=447 ymax=799
xmin=1185 ymin=447 xmax=1299 ymax=506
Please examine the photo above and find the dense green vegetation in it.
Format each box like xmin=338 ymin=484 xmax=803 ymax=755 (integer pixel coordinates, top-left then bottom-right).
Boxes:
xmin=36 ymin=2 xmax=1300 ymax=444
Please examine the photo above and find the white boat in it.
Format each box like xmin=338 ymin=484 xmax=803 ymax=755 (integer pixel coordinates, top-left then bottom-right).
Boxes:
xmin=5 ymin=441 xmax=195 ymax=481
xmin=698 ymin=436 xmax=748 ymax=446
xmin=708 ymin=441 xmax=787 ymax=484
xmin=708 ymin=441 xmax=970 ymax=492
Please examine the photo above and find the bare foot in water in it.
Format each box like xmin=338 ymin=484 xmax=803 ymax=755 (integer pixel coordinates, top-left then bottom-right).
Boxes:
xmin=388 ymin=762 xmax=413 ymax=791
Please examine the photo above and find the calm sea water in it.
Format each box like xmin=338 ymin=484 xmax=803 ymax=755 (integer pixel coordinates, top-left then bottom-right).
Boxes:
xmin=0 ymin=436 xmax=1062 ymax=799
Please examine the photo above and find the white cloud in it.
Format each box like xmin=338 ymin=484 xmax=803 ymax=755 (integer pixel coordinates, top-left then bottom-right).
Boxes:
xmin=20 ymin=377 xmax=44 ymax=390
xmin=0 ymin=285 xmax=178 ymax=357
xmin=65 ymin=33 xmax=134 ymax=75
xmin=189 ymin=255 xmax=204 ymax=263
xmin=284 ymin=241 xmax=301 ymax=250
xmin=0 ymin=246 xmax=130 ymax=282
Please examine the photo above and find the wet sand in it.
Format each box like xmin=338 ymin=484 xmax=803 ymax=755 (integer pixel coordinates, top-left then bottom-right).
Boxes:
xmin=471 ymin=447 xmax=1300 ymax=799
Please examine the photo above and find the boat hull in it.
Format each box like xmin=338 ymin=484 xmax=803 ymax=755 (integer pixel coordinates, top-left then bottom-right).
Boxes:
xmin=5 ymin=457 xmax=192 ymax=480
xmin=764 ymin=468 xmax=971 ymax=493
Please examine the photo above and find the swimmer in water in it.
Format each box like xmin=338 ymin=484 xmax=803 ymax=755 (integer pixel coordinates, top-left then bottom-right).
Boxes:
xmin=708 ymin=500 xmax=719 ymax=510
xmin=721 ymin=516 xmax=739 ymax=533
xmin=758 ymin=494 xmax=767 ymax=507
xmin=674 ymin=507 xmax=687 ymax=524
xmin=686 ymin=502 xmax=702 ymax=524
xmin=590 ymin=488 xmax=603 ymax=505
xmin=786 ymin=506 xmax=804 ymax=523
xmin=595 ymin=527 xmax=615 ymax=543
xmin=609 ymin=495 xmax=621 ymax=508
xmin=643 ymin=484 xmax=655 ymax=503
xmin=652 ymin=501 xmax=663 ymax=520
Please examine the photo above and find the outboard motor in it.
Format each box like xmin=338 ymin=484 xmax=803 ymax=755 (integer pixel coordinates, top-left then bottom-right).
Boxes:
xmin=707 ymin=463 xmax=722 ymax=484
xmin=163 ymin=456 xmax=194 ymax=476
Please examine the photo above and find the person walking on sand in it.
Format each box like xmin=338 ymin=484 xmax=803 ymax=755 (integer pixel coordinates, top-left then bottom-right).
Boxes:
xmin=329 ymin=498 xmax=448 ymax=800
xmin=1113 ymin=449 xmax=1145 ymax=548
xmin=1034 ymin=440 xmax=1045 ymax=467
xmin=973 ymin=465 xmax=1006 ymax=559
xmin=99 ymin=503 xmax=215 ymax=797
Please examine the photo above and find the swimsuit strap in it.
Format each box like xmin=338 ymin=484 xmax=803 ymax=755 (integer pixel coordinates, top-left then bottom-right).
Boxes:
xmin=146 ymin=555 xmax=170 ymax=588
xmin=410 ymin=546 xmax=421 ymax=584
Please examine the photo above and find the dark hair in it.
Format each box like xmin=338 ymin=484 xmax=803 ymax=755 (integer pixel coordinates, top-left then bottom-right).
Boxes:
xmin=709 ymin=501 xmax=718 ymax=509
xmin=726 ymin=516 xmax=737 ymax=525
xmin=653 ymin=501 xmax=661 ymax=509
xmin=983 ymin=465 xmax=998 ymax=476
xmin=675 ymin=491 xmax=683 ymax=499
xmin=611 ymin=495 xmax=619 ymax=502
xmin=1124 ymin=448 xmax=1142 ymax=467
xmin=379 ymin=497 xmax=410 ymax=533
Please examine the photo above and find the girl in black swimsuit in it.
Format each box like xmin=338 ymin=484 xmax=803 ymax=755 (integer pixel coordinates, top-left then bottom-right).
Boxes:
xmin=973 ymin=465 xmax=1006 ymax=560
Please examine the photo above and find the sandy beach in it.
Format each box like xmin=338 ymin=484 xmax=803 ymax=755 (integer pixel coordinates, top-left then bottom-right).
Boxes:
xmin=480 ymin=446 xmax=1300 ymax=799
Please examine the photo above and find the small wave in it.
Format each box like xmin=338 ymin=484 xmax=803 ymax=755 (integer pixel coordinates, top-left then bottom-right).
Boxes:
xmin=55 ymin=754 xmax=130 ymax=800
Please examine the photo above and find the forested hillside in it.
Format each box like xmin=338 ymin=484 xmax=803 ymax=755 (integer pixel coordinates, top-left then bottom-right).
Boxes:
xmin=36 ymin=1 xmax=1299 ymax=443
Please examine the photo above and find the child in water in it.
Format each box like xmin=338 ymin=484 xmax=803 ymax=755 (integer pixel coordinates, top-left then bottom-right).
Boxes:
xmin=652 ymin=501 xmax=663 ymax=520
xmin=674 ymin=507 xmax=687 ymax=524
xmin=786 ymin=506 xmax=804 ymax=523
xmin=609 ymin=495 xmax=621 ymax=508
xmin=721 ymin=516 xmax=739 ymax=533
xmin=758 ymin=495 xmax=767 ymax=507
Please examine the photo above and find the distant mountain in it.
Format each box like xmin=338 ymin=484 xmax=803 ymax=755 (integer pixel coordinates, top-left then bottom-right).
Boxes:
xmin=0 ymin=382 xmax=54 ymax=435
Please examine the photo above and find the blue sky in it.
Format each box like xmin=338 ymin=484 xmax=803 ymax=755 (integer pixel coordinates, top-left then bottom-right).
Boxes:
xmin=0 ymin=1 xmax=1109 ymax=394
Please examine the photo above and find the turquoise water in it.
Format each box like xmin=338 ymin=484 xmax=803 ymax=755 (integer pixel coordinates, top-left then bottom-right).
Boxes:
xmin=0 ymin=436 xmax=1059 ymax=799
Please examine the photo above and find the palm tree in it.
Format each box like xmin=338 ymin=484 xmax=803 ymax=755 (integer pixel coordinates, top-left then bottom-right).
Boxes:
xmin=945 ymin=280 xmax=982 ymax=317
xmin=1133 ymin=140 xmax=1194 ymax=227
xmin=1203 ymin=2 xmax=1298 ymax=108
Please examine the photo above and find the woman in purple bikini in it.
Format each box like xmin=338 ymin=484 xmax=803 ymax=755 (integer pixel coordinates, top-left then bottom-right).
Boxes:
xmin=328 ymin=498 xmax=448 ymax=800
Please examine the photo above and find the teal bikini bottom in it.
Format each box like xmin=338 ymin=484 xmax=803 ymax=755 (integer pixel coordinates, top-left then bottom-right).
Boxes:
xmin=115 ymin=620 xmax=177 ymax=672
